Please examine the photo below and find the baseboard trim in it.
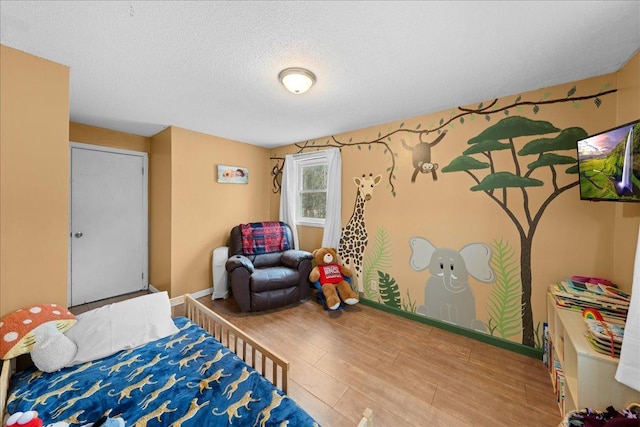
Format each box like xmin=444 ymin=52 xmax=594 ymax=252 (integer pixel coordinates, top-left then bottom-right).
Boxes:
xmin=148 ymin=285 xmax=213 ymax=301
xmin=189 ymin=287 xmax=213 ymax=300
xmin=359 ymin=298 xmax=543 ymax=359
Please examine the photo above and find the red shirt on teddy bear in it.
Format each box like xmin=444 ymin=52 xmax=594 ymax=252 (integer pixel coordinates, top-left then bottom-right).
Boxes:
xmin=317 ymin=264 xmax=343 ymax=285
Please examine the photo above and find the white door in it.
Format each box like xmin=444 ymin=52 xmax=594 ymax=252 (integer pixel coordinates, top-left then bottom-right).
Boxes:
xmin=70 ymin=143 xmax=148 ymax=306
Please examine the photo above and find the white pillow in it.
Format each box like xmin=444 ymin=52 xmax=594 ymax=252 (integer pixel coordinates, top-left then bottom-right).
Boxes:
xmin=64 ymin=291 xmax=179 ymax=367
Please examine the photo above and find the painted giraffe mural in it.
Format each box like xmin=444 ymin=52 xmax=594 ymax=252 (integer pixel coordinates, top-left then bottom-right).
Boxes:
xmin=339 ymin=173 xmax=382 ymax=293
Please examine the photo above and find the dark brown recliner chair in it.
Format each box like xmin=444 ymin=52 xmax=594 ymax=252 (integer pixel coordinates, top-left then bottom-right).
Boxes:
xmin=225 ymin=222 xmax=313 ymax=312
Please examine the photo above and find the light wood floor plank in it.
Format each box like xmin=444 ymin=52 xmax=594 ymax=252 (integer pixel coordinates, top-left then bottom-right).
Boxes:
xmin=315 ymin=352 xmax=440 ymax=425
xmin=204 ymin=295 xmax=562 ymax=426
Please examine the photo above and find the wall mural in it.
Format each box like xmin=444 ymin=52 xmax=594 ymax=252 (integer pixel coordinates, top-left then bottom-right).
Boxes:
xmin=441 ymin=115 xmax=587 ymax=347
xmin=401 ymin=130 xmax=448 ymax=183
xmin=362 ymin=227 xmax=391 ymax=299
xmin=364 ymin=231 xmax=527 ymax=343
xmin=409 ymin=237 xmax=495 ymax=332
xmin=338 ymin=174 xmax=382 ymax=293
xmin=271 ymin=85 xmax=614 ymax=197
xmin=362 ymin=226 xmax=418 ymax=313
xmin=270 ymin=84 xmax=615 ymax=348
xmin=486 ymin=238 xmax=524 ymax=343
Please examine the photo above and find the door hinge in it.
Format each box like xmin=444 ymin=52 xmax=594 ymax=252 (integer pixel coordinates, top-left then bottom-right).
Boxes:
xmin=142 ymin=166 xmax=144 ymax=174
xmin=142 ymin=272 xmax=144 ymax=279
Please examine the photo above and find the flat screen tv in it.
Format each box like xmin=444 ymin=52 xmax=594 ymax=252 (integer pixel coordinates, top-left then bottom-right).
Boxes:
xmin=577 ymin=119 xmax=640 ymax=202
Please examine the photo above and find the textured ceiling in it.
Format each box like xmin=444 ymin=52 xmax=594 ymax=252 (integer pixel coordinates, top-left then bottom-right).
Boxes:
xmin=1 ymin=1 xmax=639 ymax=148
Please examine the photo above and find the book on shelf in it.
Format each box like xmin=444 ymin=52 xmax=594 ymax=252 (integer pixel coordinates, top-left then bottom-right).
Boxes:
xmin=583 ymin=318 xmax=624 ymax=358
xmin=551 ymin=354 xmax=563 ymax=394
xmin=554 ymin=280 xmax=629 ymax=307
xmin=559 ymin=377 xmax=566 ymax=415
xmin=542 ymin=322 xmax=549 ymax=368
xmin=568 ymin=279 xmax=630 ymax=301
xmin=548 ymin=279 xmax=630 ymax=324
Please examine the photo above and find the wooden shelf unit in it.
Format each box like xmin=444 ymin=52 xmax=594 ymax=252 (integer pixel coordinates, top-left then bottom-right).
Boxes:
xmin=546 ymin=293 xmax=640 ymax=415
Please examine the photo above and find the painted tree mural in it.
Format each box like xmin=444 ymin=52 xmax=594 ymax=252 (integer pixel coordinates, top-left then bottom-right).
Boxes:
xmin=441 ymin=116 xmax=587 ymax=347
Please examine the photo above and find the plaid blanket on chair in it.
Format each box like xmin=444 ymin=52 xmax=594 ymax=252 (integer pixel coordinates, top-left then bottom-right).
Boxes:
xmin=241 ymin=221 xmax=290 ymax=254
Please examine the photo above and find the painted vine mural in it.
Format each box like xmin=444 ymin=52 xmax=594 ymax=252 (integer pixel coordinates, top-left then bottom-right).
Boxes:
xmin=271 ymin=84 xmax=615 ymax=348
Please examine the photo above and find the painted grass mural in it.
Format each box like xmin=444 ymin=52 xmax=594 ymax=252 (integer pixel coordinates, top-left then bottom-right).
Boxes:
xmin=363 ymin=226 xmax=417 ymax=312
xmin=485 ymin=238 xmax=522 ymax=340
xmin=362 ymin=227 xmax=392 ymax=300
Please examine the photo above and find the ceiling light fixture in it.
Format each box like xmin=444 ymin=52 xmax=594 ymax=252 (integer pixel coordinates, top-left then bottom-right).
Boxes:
xmin=278 ymin=67 xmax=316 ymax=94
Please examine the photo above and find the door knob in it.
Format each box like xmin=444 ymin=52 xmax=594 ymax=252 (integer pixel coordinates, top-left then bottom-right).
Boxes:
xmin=74 ymin=232 xmax=83 ymax=238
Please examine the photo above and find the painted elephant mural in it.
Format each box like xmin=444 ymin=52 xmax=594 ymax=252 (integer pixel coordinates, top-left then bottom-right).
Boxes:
xmin=409 ymin=237 xmax=495 ymax=332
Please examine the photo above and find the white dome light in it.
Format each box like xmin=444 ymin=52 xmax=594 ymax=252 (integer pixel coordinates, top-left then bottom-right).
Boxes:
xmin=278 ymin=68 xmax=316 ymax=94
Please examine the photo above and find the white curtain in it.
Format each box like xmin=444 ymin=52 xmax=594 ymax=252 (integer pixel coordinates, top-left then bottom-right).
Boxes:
xmin=321 ymin=148 xmax=342 ymax=248
xmin=615 ymin=225 xmax=640 ymax=392
xmin=278 ymin=148 xmax=342 ymax=250
xmin=279 ymin=153 xmax=299 ymax=248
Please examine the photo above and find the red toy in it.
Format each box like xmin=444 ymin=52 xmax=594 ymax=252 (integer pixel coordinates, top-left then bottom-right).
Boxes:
xmin=309 ymin=247 xmax=359 ymax=310
xmin=5 ymin=411 xmax=43 ymax=427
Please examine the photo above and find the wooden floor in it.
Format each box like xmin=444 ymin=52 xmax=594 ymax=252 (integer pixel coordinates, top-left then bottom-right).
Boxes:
xmin=72 ymin=291 xmax=562 ymax=427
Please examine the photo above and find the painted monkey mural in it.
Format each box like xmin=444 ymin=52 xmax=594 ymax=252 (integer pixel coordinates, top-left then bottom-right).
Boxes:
xmin=339 ymin=174 xmax=382 ymax=293
xmin=409 ymin=237 xmax=495 ymax=332
xmin=402 ymin=130 xmax=447 ymax=182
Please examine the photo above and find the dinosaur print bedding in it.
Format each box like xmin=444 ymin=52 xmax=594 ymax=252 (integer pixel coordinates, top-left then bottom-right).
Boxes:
xmin=6 ymin=317 xmax=319 ymax=426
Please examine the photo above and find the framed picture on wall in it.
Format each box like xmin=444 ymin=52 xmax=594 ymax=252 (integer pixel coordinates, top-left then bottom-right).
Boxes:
xmin=217 ymin=165 xmax=249 ymax=184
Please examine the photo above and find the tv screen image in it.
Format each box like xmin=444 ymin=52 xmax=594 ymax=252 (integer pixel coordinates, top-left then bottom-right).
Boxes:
xmin=577 ymin=120 xmax=640 ymax=202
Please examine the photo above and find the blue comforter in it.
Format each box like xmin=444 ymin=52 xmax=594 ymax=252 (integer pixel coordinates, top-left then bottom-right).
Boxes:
xmin=7 ymin=317 xmax=319 ymax=426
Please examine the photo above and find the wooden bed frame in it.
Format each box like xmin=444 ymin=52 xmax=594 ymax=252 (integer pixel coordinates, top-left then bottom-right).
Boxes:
xmin=171 ymin=294 xmax=289 ymax=393
xmin=1 ymin=293 xmax=373 ymax=426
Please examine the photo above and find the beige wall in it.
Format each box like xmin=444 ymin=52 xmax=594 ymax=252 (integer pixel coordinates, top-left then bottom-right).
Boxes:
xmin=298 ymin=226 xmax=323 ymax=252
xmin=70 ymin=122 xmax=151 ymax=153
xmin=0 ymin=44 xmax=272 ymax=313
xmin=611 ymin=51 xmax=640 ymax=290
xmin=0 ymin=45 xmax=70 ymax=315
xmin=149 ymin=127 xmax=173 ymax=294
xmin=150 ymin=126 xmax=271 ymax=297
xmin=64 ymin=123 xmax=272 ymax=298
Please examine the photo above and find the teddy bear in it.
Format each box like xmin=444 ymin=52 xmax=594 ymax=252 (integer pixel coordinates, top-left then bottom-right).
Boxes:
xmin=309 ymin=247 xmax=359 ymax=310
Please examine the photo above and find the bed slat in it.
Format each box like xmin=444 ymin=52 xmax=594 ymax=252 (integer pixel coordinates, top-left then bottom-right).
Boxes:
xmin=171 ymin=294 xmax=290 ymax=393
xmin=357 ymin=408 xmax=374 ymax=427
xmin=0 ymin=359 xmax=13 ymax=423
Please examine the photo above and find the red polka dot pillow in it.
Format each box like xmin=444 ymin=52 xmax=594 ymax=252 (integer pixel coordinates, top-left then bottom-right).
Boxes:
xmin=0 ymin=304 xmax=76 ymax=360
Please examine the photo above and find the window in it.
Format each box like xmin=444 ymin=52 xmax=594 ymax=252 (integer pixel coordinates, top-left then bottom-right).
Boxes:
xmin=297 ymin=159 xmax=328 ymax=227
xmin=280 ymin=147 xmax=341 ymax=248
